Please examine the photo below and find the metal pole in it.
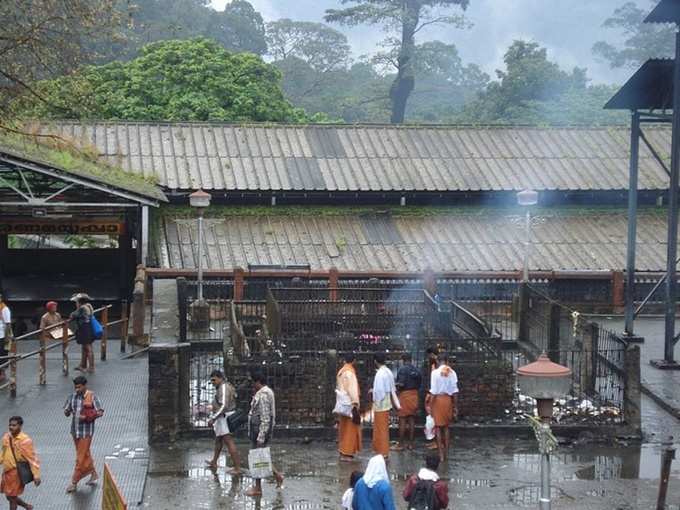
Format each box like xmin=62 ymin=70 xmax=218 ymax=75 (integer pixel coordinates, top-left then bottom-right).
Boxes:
xmin=524 ymin=208 xmax=531 ymax=282
xmin=197 ymin=211 xmax=204 ymax=302
xmin=539 ymin=452 xmax=551 ymax=510
xmin=664 ymin=30 xmax=680 ymax=363
xmin=625 ymin=111 xmax=640 ymax=336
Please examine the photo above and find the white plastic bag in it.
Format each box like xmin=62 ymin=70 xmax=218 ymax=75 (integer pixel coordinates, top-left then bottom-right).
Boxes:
xmin=333 ymin=389 xmax=353 ymax=417
xmin=424 ymin=415 xmax=435 ymax=441
xmin=248 ymin=447 xmax=273 ymax=479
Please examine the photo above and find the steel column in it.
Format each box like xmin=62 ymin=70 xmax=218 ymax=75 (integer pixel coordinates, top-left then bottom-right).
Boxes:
xmin=625 ymin=112 xmax=641 ymax=336
xmin=664 ymin=30 xmax=680 ymax=363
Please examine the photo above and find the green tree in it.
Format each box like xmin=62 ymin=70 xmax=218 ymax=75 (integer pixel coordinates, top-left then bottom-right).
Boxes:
xmin=325 ymin=0 xmax=470 ymax=124
xmin=459 ymin=40 xmax=588 ymax=123
xmin=207 ymin=0 xmax=267 ymax=56
xmin=20 ymin=38 xmax=308 ymax=122
xmin=593 ymin=1 xmax=674 ymax=69
xmin=0 ymin=0 xmax=120 ymax=125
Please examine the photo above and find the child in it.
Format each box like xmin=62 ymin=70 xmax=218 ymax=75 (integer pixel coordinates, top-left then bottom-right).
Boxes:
xmin=342 ymin=470 xmax=363 ymax=509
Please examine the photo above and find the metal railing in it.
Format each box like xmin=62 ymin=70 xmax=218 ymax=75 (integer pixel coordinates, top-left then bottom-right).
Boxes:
xmin=0 ymin=304 xmax=129 ymax=397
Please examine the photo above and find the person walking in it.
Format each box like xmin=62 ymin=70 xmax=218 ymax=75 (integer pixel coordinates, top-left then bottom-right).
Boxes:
xmin=0 ymin=416 xmax=40 ymax=510
xmin=370 ymin=352 xmax=400 ymax=458
xmin=426 ymin=353 xmax=458 ymax=462
xmin=336 ymin=352 xmax=361 ymax=461
xmin=394 ymin=352 xmax=422 ymax=451
xmin=206 ymin=370 xmax=241 ymax=474
xmin=0 ymin=294 xmax=12 ymax=382
xmin=69 ymin=294 xmax=95 ymax=374
xmin=352 ymin=455 xmax=396 ymax=510
xmin=245 ymin=370 xmax=283 ymax=498
xmin=64 ymin=376 xmax=104 ymax=493
xmin=403 ymin=452 xmax=449 ymax=510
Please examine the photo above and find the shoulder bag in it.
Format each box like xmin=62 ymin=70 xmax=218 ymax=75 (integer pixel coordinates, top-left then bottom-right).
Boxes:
xmin=79 ymin=390 xmax=99 ymax=423
xmin=9 ymin=437 xmax=34 ymax=486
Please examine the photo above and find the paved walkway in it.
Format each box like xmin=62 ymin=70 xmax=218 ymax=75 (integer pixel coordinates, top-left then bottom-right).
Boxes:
xmin=0 ymin=340 xmax=148 ymax=510
xmin=602 ymin=317 xmax=680 ymax=424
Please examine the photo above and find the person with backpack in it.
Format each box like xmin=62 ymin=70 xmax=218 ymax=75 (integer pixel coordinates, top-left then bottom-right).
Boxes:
xmin=69 ymin=293 xmax=96 ymax=374
xmin=403 ymin=453 xmax=449 ymax=510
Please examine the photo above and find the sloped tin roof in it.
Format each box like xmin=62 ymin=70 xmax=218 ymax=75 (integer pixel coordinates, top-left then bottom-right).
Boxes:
xmin=40 ymin=121 xmax=671 ymax=193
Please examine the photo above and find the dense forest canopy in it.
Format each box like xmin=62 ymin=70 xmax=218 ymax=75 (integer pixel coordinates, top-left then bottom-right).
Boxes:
xmin=3 ymin=0 xmax=660 ymax=127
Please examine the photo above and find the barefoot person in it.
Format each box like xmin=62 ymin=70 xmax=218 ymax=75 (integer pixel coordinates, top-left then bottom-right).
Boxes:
xmin=206 ymin=370 xmax=240 ymax=474
xmin=426 ymin=353 xmax=458 ymax=462
xmin=69 ymin=294 xmax=95 ymax=374
xmin=370 ymin=352 xmax=400 ymax=458
xmin=64 ymin=376 xmax=104 ymax=493
xmin=1 ymin=417 xmax=40 ymax=510
xmin=394 ymin=353 xmax=421 ymax=451
xmin=245 ymin=370 xmax=283 ymax=497
xmin=336 ymin=352 xmax=361 ymax=461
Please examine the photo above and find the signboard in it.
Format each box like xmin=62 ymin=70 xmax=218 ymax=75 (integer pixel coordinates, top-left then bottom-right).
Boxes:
xmin=0 ymin=219 xmax=125 ymax=235
xmin=101 ymin=463 xmax=127 ymax=510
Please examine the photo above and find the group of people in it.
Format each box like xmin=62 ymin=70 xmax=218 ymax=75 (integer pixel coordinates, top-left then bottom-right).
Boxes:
xmin=0 ymin=376 xmax=103 ymax=509
xmin=337 ymin=350 xmax=459 ymax=463
xmin=205 ymin=369 xmax=283 ymax=498
xmin=336 ymin=349 xmax=458 ymax=509
xmin=0 ymin=292 xmax=98 ymax=383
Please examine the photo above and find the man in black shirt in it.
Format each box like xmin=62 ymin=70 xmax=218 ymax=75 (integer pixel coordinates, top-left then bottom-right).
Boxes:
xmin=394 ymin=353 xmax=422 ymax=450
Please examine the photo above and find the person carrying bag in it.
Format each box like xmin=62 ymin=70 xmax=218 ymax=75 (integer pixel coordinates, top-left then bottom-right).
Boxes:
xmin=1 ymin=416 xmax=41 ymax=510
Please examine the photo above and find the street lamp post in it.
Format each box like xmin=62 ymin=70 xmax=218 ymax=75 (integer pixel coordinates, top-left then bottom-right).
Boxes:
xmin=189 ymin=189 xmax=211 ymax=330
xmin=517 ymin=353 xmax=572 ymax=510
xmin=517 ymin=189 xmax=539 ymax=282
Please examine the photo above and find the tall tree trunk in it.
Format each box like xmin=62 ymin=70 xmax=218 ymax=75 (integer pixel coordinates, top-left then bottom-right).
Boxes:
xmin=390 ymin=0 xmax=419 ymax=124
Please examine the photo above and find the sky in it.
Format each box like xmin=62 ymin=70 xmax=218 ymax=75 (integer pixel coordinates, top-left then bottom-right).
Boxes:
xmin=211 ymin=0 xmax=645 ymax=85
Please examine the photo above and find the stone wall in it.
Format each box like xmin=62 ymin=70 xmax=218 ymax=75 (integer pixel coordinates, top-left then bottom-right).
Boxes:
xmin=456 ymin=361 xmax=515 ymax=420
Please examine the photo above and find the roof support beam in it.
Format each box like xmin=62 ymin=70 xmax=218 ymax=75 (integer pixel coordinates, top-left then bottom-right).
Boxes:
xmin=640 ymin=128 xmax=671 ymax=177
xmin=625 ymin=112 xmax=641 ymax=336
xmin=0 ymin=174 xmax=30 ymax=202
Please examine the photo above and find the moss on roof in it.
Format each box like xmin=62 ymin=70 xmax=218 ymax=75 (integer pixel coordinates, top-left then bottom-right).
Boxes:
xmin=0 ymin=131 xmax=166 ymax=203
xmin=161 ymin=204 xmax=661 ymax=219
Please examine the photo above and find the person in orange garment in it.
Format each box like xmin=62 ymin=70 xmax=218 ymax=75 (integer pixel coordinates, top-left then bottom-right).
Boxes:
xmin=63 ymin=376 xmax=104 ymax=493
xmin=370 ymin=352 xmax=400 ymax=458
xmin=337 ymin=352 xmax=362 ymax=461
xmin=0 ymin=416 xmax=41 ymax=510
xmin=425 ymin=353 xmax=458 ymax=462
xmin=394 ymin=352 xmax=422 ymax=451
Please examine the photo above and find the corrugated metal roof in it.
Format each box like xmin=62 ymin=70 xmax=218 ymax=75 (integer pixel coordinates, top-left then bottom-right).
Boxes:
xmin=40 ymin=121 xmax=671 ymax=192
xmin=161 ymin=208 xmax=671 ymax=272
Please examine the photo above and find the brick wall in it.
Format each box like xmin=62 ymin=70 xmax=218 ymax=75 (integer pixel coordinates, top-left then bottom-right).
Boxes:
xmin=456 ymin=361 xmax=515 ymax=419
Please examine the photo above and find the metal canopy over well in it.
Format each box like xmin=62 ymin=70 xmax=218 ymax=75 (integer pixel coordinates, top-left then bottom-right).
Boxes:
xmin=160 ymin=208 xmax=676 ymax=273
xmin=38 ymin=121 xmax=672 ymax=193
xmin=0 ymin=139 xmax=166 ymax=305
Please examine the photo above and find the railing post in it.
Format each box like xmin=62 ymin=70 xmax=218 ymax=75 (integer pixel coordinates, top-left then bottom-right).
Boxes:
xmin=624 ymin=344 xmax=642 ymax=434
xmin=518 ymin=282 xmax=530 ymax=345
xmin=581 ymin=322 xmax=594 ymax=395
xmin=39 ymin=330 xmax=46 ymax=386
xmin=120 ymin=300 xmax=129 ymax=353
xmin=590 ymin=323 xmax=599 ymax=395
xmin=62 ymin=322 xmax=69 ymax=376
xmin=548 ymin=304 xmax=560 ymax=363
xmin=329 ymin=267 xmax=339 ymax=301
xmin=233 ymin=267 xmax=245 ymax=301
xmin=177 ymin=277 xmax=188 ymax=343
xmin=9 ymin=338 xmax=16 ymax=398
xmin=101 ymin=307 xmax=109 ymax=361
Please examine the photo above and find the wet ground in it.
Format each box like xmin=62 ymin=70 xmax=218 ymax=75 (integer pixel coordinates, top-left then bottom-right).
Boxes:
xmin=143 ymin=394 xmax=680 ymax=510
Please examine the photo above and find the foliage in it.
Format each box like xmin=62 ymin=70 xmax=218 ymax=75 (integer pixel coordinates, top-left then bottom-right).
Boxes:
xmin=100 ymin=0 xmax=267 ymax=60
xmin=0 ymin=0 xmax=121 ymax=124
xmin=592 ymin=1 xmax=674 ymax=69
xmin=19 ymin=38 xmax=311 ymax=123
xmin=325 ymin=0 xmax=471 ymax=124
xmin=457 ymin=41 xmax=625 ymax=125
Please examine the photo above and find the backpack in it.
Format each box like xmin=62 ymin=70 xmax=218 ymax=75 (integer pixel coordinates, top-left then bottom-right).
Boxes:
xmin=408 ymin=479 xmax=437 ymax=510
xmin=90 ymin=315 xmax=103 ymax=340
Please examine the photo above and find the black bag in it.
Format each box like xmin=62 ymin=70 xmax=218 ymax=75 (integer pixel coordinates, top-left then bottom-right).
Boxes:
xmin=408 ymin=479 xmax=436 ymax=510
xmin=227 ymin=409 xmax=248 ymax=432
xmin=9 ymin=438 xmax=34 ymax=486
